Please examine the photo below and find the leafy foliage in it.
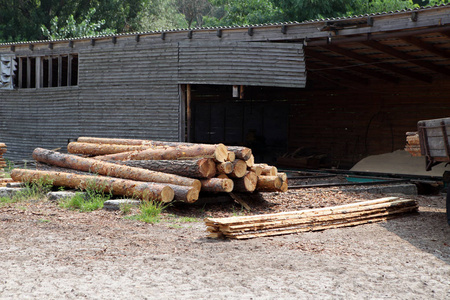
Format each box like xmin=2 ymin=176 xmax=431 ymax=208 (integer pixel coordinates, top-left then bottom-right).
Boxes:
xmin=0 ymin=0 xmax=443 ymax=42
xmin=41 ymin=8 xmax=115 ymax=40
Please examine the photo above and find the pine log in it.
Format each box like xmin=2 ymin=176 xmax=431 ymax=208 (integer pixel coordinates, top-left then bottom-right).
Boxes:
xmin=200 ymin=178 xmax=234 ymax=193
xmin=216 ymin=162 xmax=233 ymax=174
xmin=67 ymin=142 xmax=153 ymax=156
xmin=277 ymin=172 xmax=287 ymax=182
xmin=254 ymin=164 xmax=278 ymax=176
xmin=227 ymin=146 xmax=252 ymax=161
xmin=167 ymin=184 xmax=200 ymax=203
xmin=227 ymin=151 xmax=236 ymax=162
xmin=406 ymin=134 xmax=420 ymax=145
xmin=249 ymin=165 xmax=262 ymax=176
xmin=217 ymin=174 xmax=229 ymax=179
xmin=77 ymin=137 xmax=154 ymax=146
xmin=256 ymin=175 xmax=283 ymax=191
xmin=32 ymin=148 xmax=201 ymax=190
xmin=115 ymin=158 xmax=216 ymax=179
xmin=93 ymin=144 xmax=228 ymax=163
xmin=229 ymin=159 xmax=247 ymax=178
xmin=245 ymin=155 xmax=255 ymax=167
xmin=10 ymin=169 xmax=174 ymax=202
xmin=233 ymin=171 xmax=257 ymax=192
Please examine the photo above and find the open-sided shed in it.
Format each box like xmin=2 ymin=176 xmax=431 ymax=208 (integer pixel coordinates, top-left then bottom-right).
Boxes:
xmin=1 ymin=5 xmax=450 ymax=169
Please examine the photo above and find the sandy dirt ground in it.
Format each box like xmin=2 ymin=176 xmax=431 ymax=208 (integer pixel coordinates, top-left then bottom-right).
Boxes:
xmin=1 ymin=188 xmax=449 ymax=299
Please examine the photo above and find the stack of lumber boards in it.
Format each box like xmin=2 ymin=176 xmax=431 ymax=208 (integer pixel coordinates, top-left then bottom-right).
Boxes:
xmin=404 ymin=132 xmax=421 ymax=157
xmin=0 ymin=143 xmax=6 ymax=169
xmin=205 ymin=197 xmax=418 ymax=239
xmin=10 ymin=137 xmax=288 ymax=203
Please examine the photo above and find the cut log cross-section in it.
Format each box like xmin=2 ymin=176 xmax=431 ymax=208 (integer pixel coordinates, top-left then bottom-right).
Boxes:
xmin=116 ymin=159 xmax=216 ymax=179
xmin=93 ymin=144 xmax=228 ymax=163
xmin=32 ymin=148 xmax=201 ymax=191
xmin=10 ymin=169 xmax=174 ymax=202
xmin=233 ymin=171 xmax=257 ymax=192
xmin=229 ymin=159 xmax=247 ymax=178
xmin=216 ymin=162 xmax=233 ymax=175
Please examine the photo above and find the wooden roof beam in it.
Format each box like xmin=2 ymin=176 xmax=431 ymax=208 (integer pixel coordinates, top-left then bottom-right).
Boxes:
xmin=306 ymin=61 xmax=369 ymax=86
xmin=362 ymin=40 xmax=450 ymax=77
xmin=401 ymin=36 xmax=450 ymax=59
xmin=324 ymin=44 xmax=431 ymax=83
xmin=311 ymin=47 xmax=400 ymax=83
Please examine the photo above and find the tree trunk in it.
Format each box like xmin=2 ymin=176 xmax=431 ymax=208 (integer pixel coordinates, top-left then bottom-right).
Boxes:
xmin=256 ymin=175 xmax=283 ymax=191
xmin=93 ymin=144 xmax=228 ymax=163
xmin=233 ymin=171 xmax=257 ymax=192
xmin=32 ymin=148 xmax=201 ymax=190
xmin=116 ymin=158 xmax=216 ymax=179
xmin=229 ymin=159 xmax=247 ymax=178
xmin=77 ymin=137 xmax=153 ymax=146
xmin=227 ymin=146 xmax=252 ymax=161
xmin=227 ymin=151 xmax=236 ymax=162
xmin=200 ymin=178 xmax=234 ymax=193
xmin=167 ymin=184 xmax=200 ymax=203
xmin=216 ymin=162 xmax=233 ymax=174
xmin=245 ymin=155 xmax=255 ymax=167
xmin=67 ymin=142 xmax=152 ymax=156
xmin=249 ymin=165 xmax=262 ymax=176
xmin=254 ymin=163 xmax=278 ymax=176
xmin=10 ymin=169 xmax=174 ymax=202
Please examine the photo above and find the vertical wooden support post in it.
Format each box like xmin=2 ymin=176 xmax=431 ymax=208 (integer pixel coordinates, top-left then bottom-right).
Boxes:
xmin=18 ymin=57 xmax=23 ymax=88
xmin=67 ymin=54 xmax=72 ymax=86
xmin=36 ymin=57 xmax=42 ymax=88
xmin=48 ymin=56 xmax=53 ymax=87
xmin=26 ymin=57 xmax=31 ymax=88
xmin=186 ymin=84 xmax=192 ymax=142
xmin=57 ymin=55 xmax=62 ymax=87
xmin=179 ymin=85 xmax=186 ymax=142
xmin=240 ymin=85 xmax=244 ymax=99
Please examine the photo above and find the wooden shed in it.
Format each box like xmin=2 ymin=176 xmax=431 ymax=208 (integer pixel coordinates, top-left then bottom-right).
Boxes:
xmin=1 ymin=5 xmax=450 ymax=170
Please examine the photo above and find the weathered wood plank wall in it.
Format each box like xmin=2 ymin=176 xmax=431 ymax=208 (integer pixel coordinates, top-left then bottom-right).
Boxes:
xmin=0 ymin=37 xmax=306 ymax=161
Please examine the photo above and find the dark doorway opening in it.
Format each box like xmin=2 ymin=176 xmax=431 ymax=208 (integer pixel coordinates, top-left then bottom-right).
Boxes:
xmin=189 ymin=85 xmax=292 ymax=164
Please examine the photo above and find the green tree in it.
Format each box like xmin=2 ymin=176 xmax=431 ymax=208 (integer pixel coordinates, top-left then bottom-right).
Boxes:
xmin=204 ymin=0 xmax=283 ymax=26
xmin=41 ymin=8 xmax=116 ymax=40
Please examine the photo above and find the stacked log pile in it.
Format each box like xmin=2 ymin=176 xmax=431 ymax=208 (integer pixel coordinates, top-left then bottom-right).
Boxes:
xmin=0 ymin=143 xmax=6 ymax=169
xmin=205 ymin=197 xmax=418 ymax=239
xmin=404 ymin=132 xmax=421 ymax=156
xmin=10 ymin=137 xmax=287 ymax=203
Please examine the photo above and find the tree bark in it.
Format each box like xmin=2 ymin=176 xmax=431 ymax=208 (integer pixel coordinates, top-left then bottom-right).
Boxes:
xmin=167 ymin=184 xmax=200 ymax=203
xmin=233 ymin=171 xmax=257 ymax=192
xmin=93 ymin=144 xmax=228 ymax=163
xmin=67 ymin=142 xmax=152 ymax=156
xmin=200 ymin=178 xmax=234 ymax=193
xmin=10 ymin=169 xmax=174 ymax=202
xmin=256 ymin=175 xmax=283 ymax=191
xmin=227 ymin=146 xmax=252 ymax=161
xmin=32 ymin=148 xmax=201 ymax=190
xmin=115 ymin=158 xmax=216 ymax=179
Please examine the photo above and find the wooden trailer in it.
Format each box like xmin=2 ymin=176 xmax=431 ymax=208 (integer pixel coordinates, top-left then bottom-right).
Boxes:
xmin=417 ymin=117 xmax=450 ymax=225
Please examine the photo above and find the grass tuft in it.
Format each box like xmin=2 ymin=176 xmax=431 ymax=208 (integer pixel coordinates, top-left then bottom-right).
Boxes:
xmin=126 ymin=200 xmax=168 ymax=224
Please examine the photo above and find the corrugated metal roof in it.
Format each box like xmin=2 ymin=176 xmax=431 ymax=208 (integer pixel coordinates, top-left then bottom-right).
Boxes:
xmin=1 ymin=4 xmax=449 ymax=47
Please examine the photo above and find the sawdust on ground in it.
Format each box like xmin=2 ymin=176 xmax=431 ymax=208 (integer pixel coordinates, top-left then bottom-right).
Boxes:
xmin=0 ymin=187 xmax=449 ymax=299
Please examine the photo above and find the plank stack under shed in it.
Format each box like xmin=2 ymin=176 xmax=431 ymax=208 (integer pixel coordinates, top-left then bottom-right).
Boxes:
xmin=205 ymin=197 xmax=418 ymax=239
xmin=404 ymin=132 xmax=422 ymax=156
xmin=11 ymin=137 xmax=287 ymax=203
xmin=0 ymin=143 xmax=6 ymax=169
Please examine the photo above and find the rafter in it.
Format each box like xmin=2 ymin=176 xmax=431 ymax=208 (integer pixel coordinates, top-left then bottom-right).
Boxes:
xmin=323 ymin=44 xmax=431 ymax=83
xmin=362 ymin=40 xmax=450 ymax=77
xmin=310 ymin=47 xmax=399 ymax=83
xmin=401 ymin=36 xmax=450 ymax=59
xmin=306 ymin=61 xmax=369 ymax=86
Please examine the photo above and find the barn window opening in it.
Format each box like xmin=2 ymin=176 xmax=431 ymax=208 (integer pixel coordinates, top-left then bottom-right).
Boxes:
xmin=8 ymin=54 xmax=78 ymax=89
